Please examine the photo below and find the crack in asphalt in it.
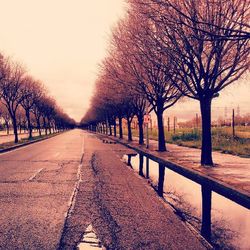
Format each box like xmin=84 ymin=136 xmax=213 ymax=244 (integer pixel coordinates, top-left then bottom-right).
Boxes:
xmin=58 ymin=151 xmax=122 ymax=250
xmin=57 ymin=155 xmax=84 ymax=250
xmin=88 ymin=153 xmax=122 ymax=249
xmin=0 ymin=160 xmax=78 ymax=184
xmin=57 ymin=136 xmax=123 ymax=249
xmin=0 ymin=180 xmax=25 ymax=184
xmin=32 ymin=180 xmax=76 ymax=184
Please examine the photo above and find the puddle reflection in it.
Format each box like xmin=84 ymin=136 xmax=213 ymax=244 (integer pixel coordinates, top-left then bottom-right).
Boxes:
xmin=123 ymin=154 xmax=250 ymax=249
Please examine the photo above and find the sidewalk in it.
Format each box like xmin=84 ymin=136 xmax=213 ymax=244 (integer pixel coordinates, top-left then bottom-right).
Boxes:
xmin=99 ymin=134 xmax=250 ymax=201
xmin=0 ymin=131 xmax=41 ymax=144
xmin=60 ymin=132 xmax=207 ymax=249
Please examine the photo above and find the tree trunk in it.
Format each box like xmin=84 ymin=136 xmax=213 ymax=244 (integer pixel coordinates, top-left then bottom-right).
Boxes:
xmin=102 ymin=124 xmax=104 ymax=134
xmin=127 ymin=117 xmax=132 ymax=141
xmin=12 ymin=116 xmax=18 ymax=143
xmin=109 ymin=123 xmax=112 ymax=136
xmin=105 ymin=121 xmax=108 ymax=135
xmin=6 ymin=123 xmax=9 ymax=135
xmin=156 ymin=109 xmax=166 ymax=151
xmin=137 ymin=114 xmax=144 ymax=145
xmin=43 ymin=117 xmax=48 ymax=135
xmin=49 ymin=124 xmax=52 ymax=134
xmin=118 ymin=116 xmax=123 ymax=139
xmin=104 ymin=124 xmax=106 ymax=134
xmin=113 ymin=120 xmax=117 ymax=137
xmin=26 ymin=110 xmax=32 ymax=139
xmin=200 ymin=98 xmax=213 ymax=166
xmin=37 ymin=118 xmax=42 ymax=136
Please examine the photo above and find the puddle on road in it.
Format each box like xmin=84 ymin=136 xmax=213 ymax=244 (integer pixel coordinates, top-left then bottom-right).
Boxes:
xmin=123 ymin=154 xmax=250 ymax=249
xmin=77 ymin=224 xmax=105 ymax=250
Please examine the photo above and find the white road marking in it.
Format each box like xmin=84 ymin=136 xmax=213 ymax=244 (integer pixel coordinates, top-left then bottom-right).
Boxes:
xmin=28 ymin=168 xmax=43 ymax=181
xmin=77 ymin=224 xmax=104 ymax=250
xmin=54 ymin=152 xmax=60 ymax=157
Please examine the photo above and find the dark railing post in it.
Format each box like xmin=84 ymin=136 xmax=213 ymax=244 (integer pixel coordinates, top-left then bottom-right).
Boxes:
xmin=139 ymin=154 xmax=144 ymax=177
xmin=201 ymin=185 xmax=212 ymax=241
xmin=146 ymin=157 xmax=149 ymax=179
xmin=158 ymin=164 xmax=165 ymax=197
xmin=128 ymin=155 xmax=132 ymax=168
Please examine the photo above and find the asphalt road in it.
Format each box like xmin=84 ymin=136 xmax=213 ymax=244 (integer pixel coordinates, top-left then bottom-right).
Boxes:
xmin=0 ymin=129 xmax=206 ymax=250
xmin=0 ymin=130 xmax=84 ymax=249
xmin=60 ymin=132 xmax=206 ymax=250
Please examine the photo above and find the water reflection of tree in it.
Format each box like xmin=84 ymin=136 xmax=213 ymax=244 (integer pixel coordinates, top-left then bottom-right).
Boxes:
xmin=211 ymin=218 xmax=237 ymax=250
xmin=164 ymin=189 xmax=238 ymax=249
xmin=123 ymin=155 xmax=238 ymax=248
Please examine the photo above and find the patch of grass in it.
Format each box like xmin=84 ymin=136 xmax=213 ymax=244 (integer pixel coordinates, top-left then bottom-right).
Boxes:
xmin=122 ymin=125 xmax=250 ymax=157
xmin=172 ymin=130 xmax=200 ymax=141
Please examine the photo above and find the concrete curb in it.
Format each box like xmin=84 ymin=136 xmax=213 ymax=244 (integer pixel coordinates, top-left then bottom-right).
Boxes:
xmin=96 ymin=133 xmax=250 ymax=209
xmin=0 ymin=132 xmax=65 ymax=154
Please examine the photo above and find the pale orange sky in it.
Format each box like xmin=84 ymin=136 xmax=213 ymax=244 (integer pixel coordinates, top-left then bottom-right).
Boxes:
xmin=0 ymin=0 xmax=249 ymax=122
xmin=0 ymin=0 xmax=127 ymax=121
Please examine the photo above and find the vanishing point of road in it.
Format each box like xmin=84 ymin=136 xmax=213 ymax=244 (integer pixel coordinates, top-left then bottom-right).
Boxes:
xmin=0 ymin=129 xmax=206 ymax=249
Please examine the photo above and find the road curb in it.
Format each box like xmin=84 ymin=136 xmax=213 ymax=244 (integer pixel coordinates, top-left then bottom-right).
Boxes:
xmin=0 ymin=132 xmax=65 ymax=154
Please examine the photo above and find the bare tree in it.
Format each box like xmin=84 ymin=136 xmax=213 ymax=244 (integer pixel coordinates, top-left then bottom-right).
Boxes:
xmin=97 ymin=75 xmax=126 ymax=138
xmin=102 ymin=53 xmax=147 ymax=144
xmin=16 ymin=106 xmax=26 ymax=134
xmin=0 ymin=57 xmax=26 ymax=143
xmin=131 ymin=0 xmax=250 ymax=164
xmin=32 ymin=96 xmax=46 ymax=136
xmin=0 ymin=54 xmax=74 ymax=139
xmin=20 ymin=76 xmax=45 ymax=139
xmin=0 ymin=103 xmax=11 ymax=135
xmin=42 ymin=97 xmax=56 ymax=135
xmin=110 ymin=16 xmax=182 ymax=151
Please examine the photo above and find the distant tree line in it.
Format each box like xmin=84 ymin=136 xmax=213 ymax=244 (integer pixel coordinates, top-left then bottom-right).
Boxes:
xmin=0 ymin=53 xmax=75 ymax=143
xmin=81 ymin=0 xmax=250 ymax=166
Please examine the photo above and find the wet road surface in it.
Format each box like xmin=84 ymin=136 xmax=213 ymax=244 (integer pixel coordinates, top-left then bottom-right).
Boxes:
xmin=0 ymin=130 xmax=83 ymax=249
xmin=0 ymin=130 xmax=206 ymax=249
xmin=60 ymin=131 xmax=206 ymax=249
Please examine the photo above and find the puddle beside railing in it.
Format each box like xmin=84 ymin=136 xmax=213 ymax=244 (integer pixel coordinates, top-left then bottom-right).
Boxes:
xmin=123 ymin=154 xmax=250 ymax=249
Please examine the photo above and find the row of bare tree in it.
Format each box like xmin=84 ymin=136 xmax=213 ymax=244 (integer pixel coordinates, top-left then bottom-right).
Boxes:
xmin=81 ymin=0 xmax=249 ymax=166
xmin=0 ymin=53 xmax=75 ymax=143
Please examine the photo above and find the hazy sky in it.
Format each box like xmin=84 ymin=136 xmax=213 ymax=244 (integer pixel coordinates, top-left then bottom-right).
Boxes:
xmin=0 ymin=0 xmax=127 ymax=121
xmin=0 ymin=0 xmax=249 ymax=122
